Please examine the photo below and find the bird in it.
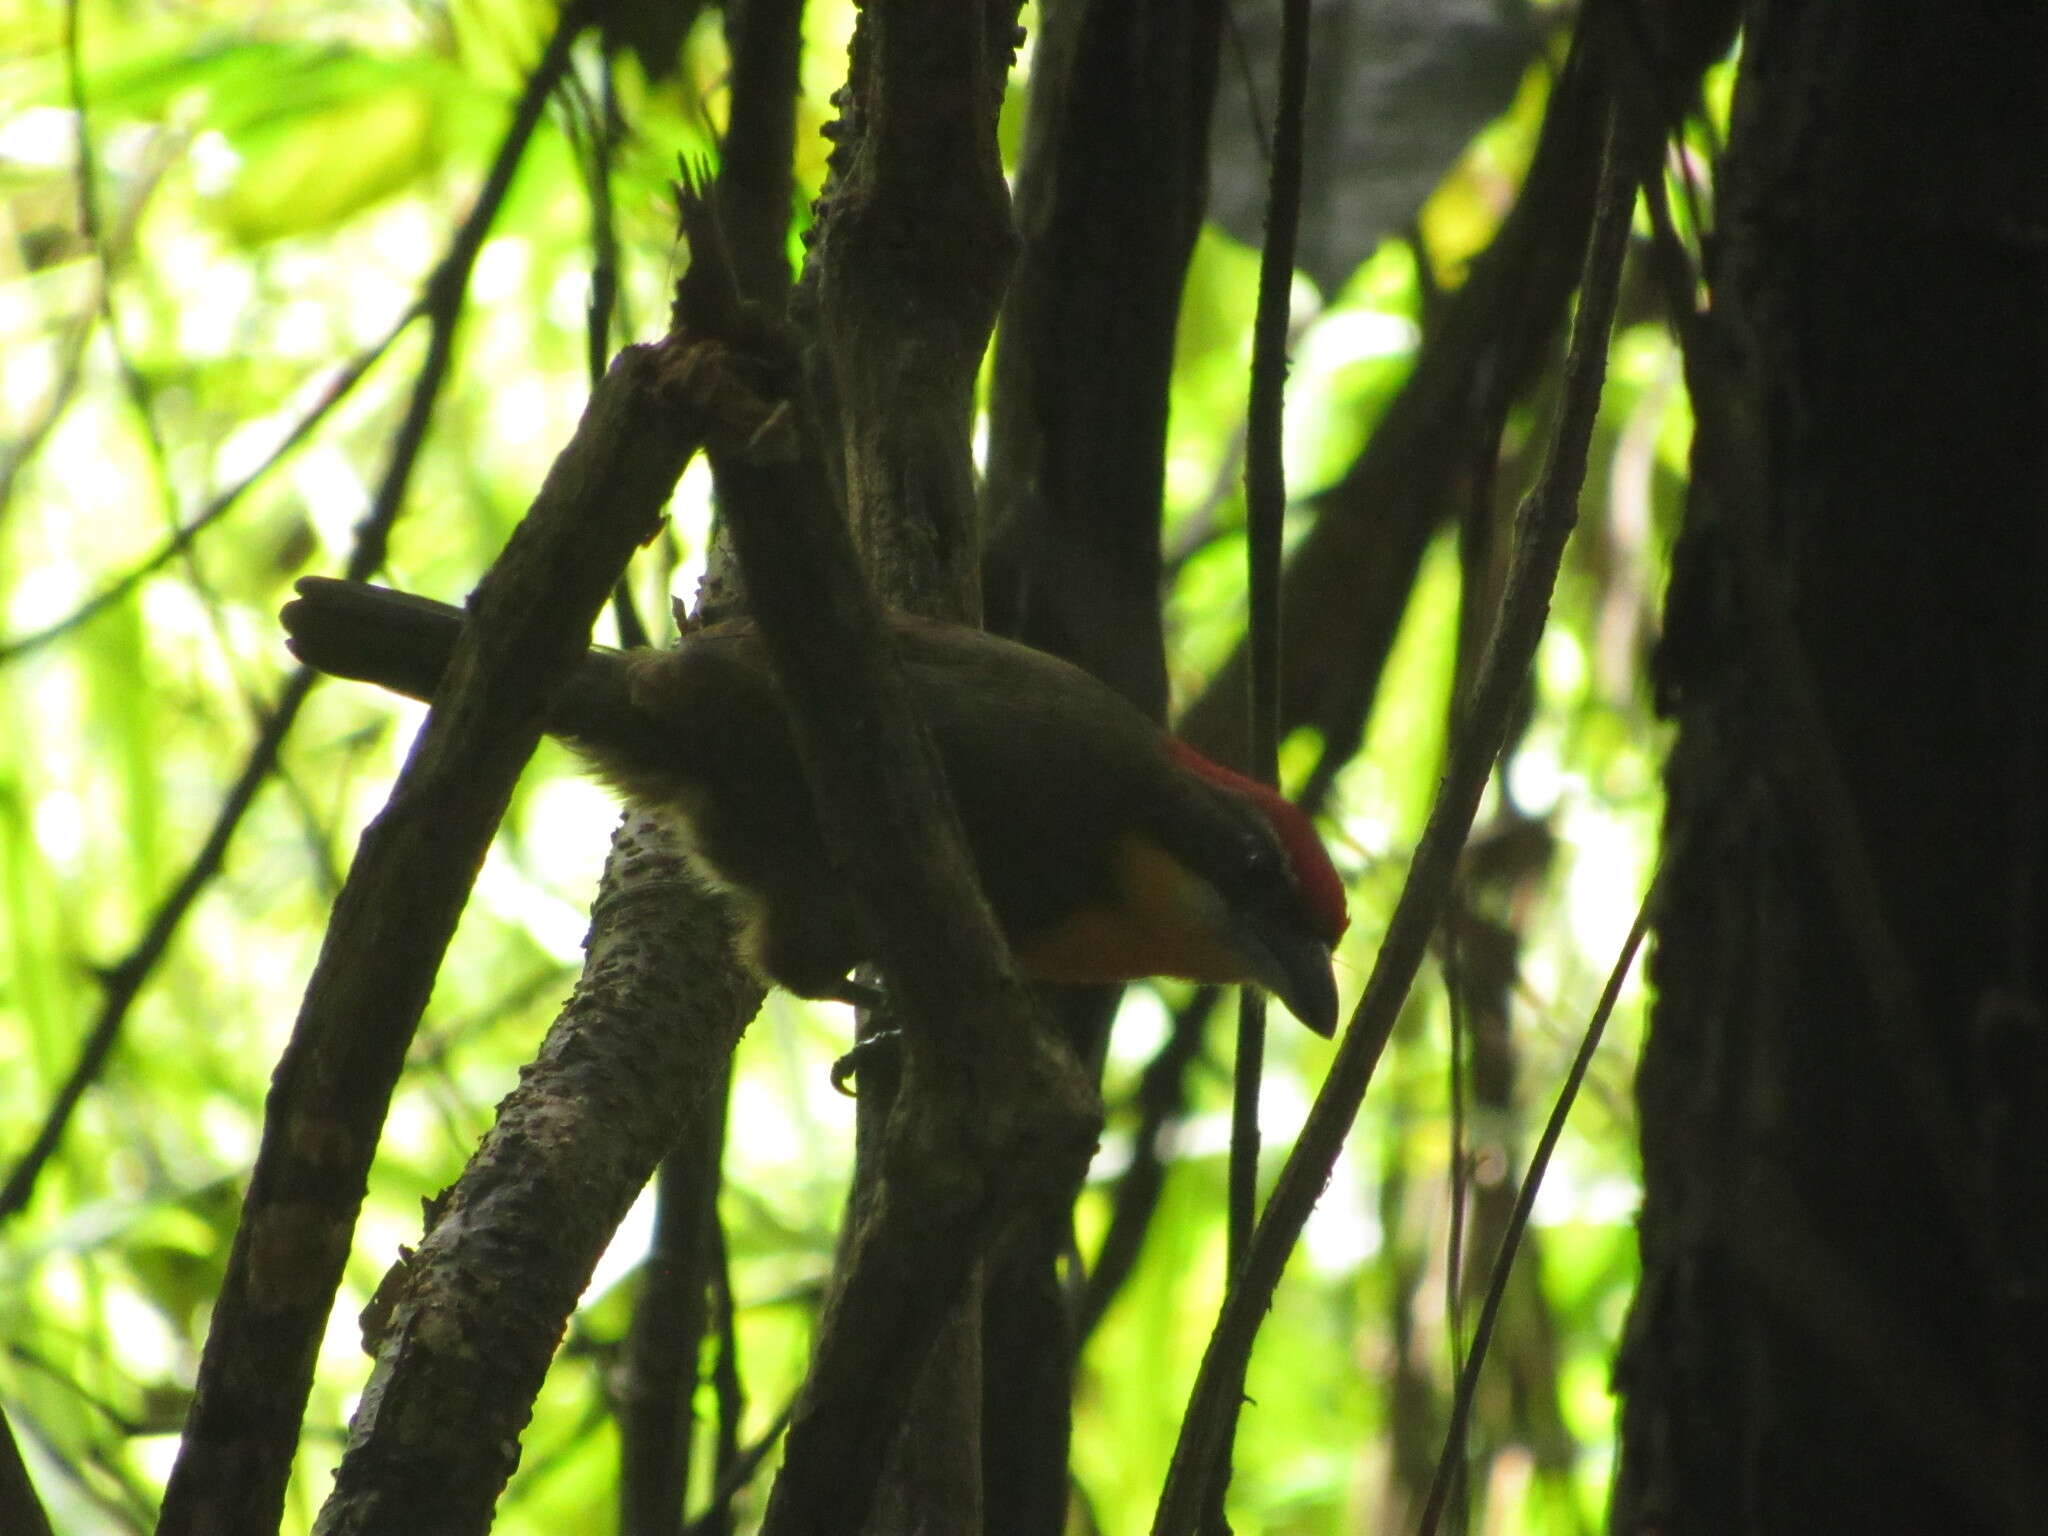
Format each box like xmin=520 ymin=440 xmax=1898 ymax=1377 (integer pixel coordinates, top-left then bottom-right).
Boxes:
xmin=281 ymin=577 xmax=1349 ymax=1035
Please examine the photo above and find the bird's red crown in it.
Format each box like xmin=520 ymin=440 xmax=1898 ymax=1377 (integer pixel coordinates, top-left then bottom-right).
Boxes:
xmin=1166 ymin=739 xmax=1349 ymax=946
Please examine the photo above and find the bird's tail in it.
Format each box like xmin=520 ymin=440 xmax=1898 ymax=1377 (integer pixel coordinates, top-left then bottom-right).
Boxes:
xmin=280 ymin=578 xmax=646 ymax=747
xmin=282 ymin=578 xmax=467 ymax=702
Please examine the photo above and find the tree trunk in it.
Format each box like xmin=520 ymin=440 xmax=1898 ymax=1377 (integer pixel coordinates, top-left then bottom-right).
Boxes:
xmin=1616 ymin=7 xmax=2048 ymax=1533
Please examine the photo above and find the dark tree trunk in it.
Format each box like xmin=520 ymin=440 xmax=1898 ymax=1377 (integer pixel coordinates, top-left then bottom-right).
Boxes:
xmin=1616 ymin=7 xmax=2048 ymax=1534
xmin=977 ymin=2 xmax=1224 ymax=1529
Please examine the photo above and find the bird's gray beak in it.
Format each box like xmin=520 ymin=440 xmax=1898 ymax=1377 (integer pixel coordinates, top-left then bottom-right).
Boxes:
xmin=1230 ymin=907 xmax=1339 ymax=1038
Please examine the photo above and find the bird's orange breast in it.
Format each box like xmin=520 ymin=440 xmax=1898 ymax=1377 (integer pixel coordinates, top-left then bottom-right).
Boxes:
xmin=1007 ymin=833 xmax=1246 ymax=986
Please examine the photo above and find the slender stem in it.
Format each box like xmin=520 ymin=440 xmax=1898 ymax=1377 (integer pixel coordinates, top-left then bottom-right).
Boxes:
xmin=1152 ymin=103 xmax=1640 ymax=1536
xmin=1215 ymin=0 xmax=1310 ymax=1522
xmin=1416 ymin=866 xmax=1662 ymax=1536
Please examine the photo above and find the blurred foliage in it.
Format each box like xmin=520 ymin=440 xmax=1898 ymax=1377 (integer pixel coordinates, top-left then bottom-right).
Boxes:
xmin=0 ymin=1 xmax=1701 ymax=1532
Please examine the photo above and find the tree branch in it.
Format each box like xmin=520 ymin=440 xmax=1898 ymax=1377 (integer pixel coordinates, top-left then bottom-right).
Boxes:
xmin=807 ymin=0 xmax=1020 ymax=617
xmin=719 ymin=0 xmax=804 ymax=306
xmin=314 ymin=817 xmax=760 ymax=1535
xmin=158 ymin=331 xmax=696 ymax=1536
xmin=0 ymin=1401 xmax=53 ymax=1536
xmin=663 ymin=176 xmax=1098 ymax=1536
xmin=619 ymin=1059 xmax=733 ymax=1536
xmin=609 ymin=11 xmax=805 ymax=1505
xmin=666 ymin=14 xmax=1103 ymax=1533
xmin=981 ymin=0 xmax=1222 ymax=712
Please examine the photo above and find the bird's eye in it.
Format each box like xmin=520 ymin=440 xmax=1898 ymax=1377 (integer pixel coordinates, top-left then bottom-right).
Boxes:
xmin=1240 ymin=831 xmax=1287 ymax=890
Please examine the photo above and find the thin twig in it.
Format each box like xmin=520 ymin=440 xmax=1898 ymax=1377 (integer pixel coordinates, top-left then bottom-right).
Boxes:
xmin=1150 ymin=101 xmax=1640 ymax=1536
xmin=0 ymin=2 xmax=585 ymax=1225
xmin=1415 ymin=865 xmax=1661 ymax=1536
xmin=1442 ymin=910 xmax=1470 ymax=1511
xmin=0 ymin=665 xmax=314 ymax=1220
xmin=620 ymin=1082 xmax=729 ymax=1536
xmin=702 ymin=1209 xmax=747 ymax=1536
xmin=564 ymin=53 xmax=648 ymax=651
xmin=1222 ymin=1 xmax=1273 ymax=166
xmin=1176 ymin=24 xmax=1616 ymax=772
xmin=4 ymin=1345 xmax=154 ymax=1522
xmin=1216 ymin=0 xmax=1310 ymax=1520
xmin=684 ymin=1406 xmax=794 ymax=1536
xmin=0 ymin=57 xmax=173 ymax=530
xmin=1228 ymin=0 xmax=1310 ymax=1278
xmin=1073 ymin=987 xmax=1220 ymax=1348
xmin=0 ymin=308 xmax=414 ymax=665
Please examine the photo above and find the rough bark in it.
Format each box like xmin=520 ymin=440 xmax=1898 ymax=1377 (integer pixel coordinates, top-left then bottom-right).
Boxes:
xmin=317 ymin=819 xmax=760 ymax=1536
xmin=1616 ymin=7 xmax=2048 ymax=1532
xmin=759 ymin=9 xmax=1107 ymax=1535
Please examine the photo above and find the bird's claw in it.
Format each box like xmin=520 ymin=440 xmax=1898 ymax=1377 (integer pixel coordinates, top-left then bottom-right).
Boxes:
xmin=830 ymin=1028 xmax=902 ymax=1095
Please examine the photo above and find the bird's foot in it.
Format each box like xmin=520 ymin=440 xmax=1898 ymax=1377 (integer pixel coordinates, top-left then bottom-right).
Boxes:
xmin=830 ymin=1028 xmax=901 ymax=1096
